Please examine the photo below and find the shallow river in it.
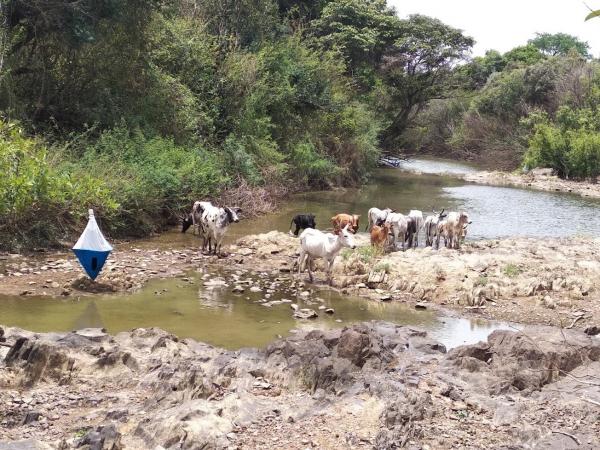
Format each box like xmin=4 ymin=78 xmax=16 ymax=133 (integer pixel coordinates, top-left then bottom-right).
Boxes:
xmin=3 ymin=158 xmax=599 ymax=350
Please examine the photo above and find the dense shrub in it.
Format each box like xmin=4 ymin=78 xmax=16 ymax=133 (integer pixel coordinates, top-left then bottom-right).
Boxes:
xmin=524 ymin=108 xmax=600 ymax=179
xmin=0 ymin=121 xmax=116 ymax=249
xmin=71 ymin=126 xmax=228 ymax=236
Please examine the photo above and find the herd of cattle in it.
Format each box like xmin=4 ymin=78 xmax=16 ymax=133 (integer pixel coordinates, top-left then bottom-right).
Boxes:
xmin=292 ymin=208 xmax=471 ymax=251
xmin=182 ymin=200 xmax=471 ymax=282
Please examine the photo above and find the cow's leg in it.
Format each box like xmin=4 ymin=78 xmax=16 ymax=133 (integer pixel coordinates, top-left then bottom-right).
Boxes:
xmin=215 ymin=236 xmax=223 ymax=256
xmin=297 ymin=250 xmax=306 ymax=275
xmin=306 ymin=256 xmax=314 ymax=282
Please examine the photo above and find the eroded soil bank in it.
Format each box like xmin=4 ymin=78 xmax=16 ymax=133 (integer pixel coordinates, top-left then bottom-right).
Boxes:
xmin=1 ymin=321 xmax=599 ymax=449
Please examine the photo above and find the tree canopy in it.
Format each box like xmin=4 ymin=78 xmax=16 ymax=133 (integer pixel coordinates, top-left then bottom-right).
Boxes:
xmin=528 ymin=32 xmax=590 ymax=58
xmin=379 ymin=14 xmax=474 ymax=144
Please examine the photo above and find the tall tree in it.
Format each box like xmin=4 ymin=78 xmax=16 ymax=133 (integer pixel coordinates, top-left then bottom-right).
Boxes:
xmin=528 ymin=32 xmax=590 ymax=58
xmin=310 ymin=0 xmax=400 ymax=76
xmin=380 ymin=14 xmax=473 ymax=146
xmin=1 ymin=0 xmax=165 ymax=128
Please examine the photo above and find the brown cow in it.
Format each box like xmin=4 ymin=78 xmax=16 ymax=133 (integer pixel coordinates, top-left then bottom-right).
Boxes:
xmin=331 ymin=214 xmax=360 ymax=234
xmin=370 ymin=223 xmax=391 ymax=249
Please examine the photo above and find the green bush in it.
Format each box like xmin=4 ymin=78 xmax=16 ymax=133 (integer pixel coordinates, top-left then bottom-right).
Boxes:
xmin=0 ymin=120 xmax=116 ymax=249
xmin=73 ymin=125 xmax=228 ymax=235
xmin=503 ymin=264 xmax=523 ymax=278
xmin=524 ymin=107 xmax=600 ymax=179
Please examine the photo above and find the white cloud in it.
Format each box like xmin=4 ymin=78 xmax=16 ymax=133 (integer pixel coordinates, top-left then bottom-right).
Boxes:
xmin=389 ymin=0 xmax=600 ymax=57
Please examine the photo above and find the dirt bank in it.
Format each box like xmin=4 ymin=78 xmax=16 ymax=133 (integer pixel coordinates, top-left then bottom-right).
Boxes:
xmin=0 ymin=244 xmax=205 ymax=297
xmin=1 ymin=322 xmax=599 ymax=449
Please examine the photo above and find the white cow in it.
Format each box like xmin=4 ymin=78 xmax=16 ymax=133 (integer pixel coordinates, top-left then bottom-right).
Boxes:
xmin=297 ymin=225 xmax=356 ymax=284
xmin=366 ymin=207 xmax=393 ymax=231
xmin=423 ymin=209 xmax=446 ymax=247
xmin=407 ymin=210 xmax=424 ymax=247
xmin=202 ymin=205 xmax=242 ymax=255
xmin=435 ymin=220 xmax=450 ymax=249
xmin=385 ymin=212 xmax=409 ymax=251
xmin=445 ymin=211 xmax=471 ymax=249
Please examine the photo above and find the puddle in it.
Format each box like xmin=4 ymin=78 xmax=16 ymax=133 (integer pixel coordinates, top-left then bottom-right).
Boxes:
xmin=0 ymin=269 xmax=514 ymax=350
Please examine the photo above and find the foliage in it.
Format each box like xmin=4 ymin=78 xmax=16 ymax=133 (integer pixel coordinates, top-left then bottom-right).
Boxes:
xmin=585 ymin=9 xmax=600 ymax=21
xmin=459 ymin=50 xmax=506 ymax=89
xmin=503 ymin=44 xmax=545 ymax=67
xmin=374 ymin=261 xmax=391 ymax=273
xmin=356 ymin=245 xmax=382 ymax=262
xmin=474 ymin=275 xmax=488 ymax=287
xmin=71 ymin=125 xmax=228 ymax=235
xmin=379 ymin=14 xmax=474 ymax=145
xmin=310 ymin=0 xmax=400 ymax=76
xmin=503 ymin=264 xmax=522 ymax=278
xmin=194 ymin=0 xmax=279 ymax=48
xmin=528 ymin=32 xmax=590 ymax=58
xmin=0 ymin=120 xmax=116 ymax=249
xmin=406 ymin=35 xmax=600 ymax=177
xmin=524 ymin=107 xmax=600 ymax=179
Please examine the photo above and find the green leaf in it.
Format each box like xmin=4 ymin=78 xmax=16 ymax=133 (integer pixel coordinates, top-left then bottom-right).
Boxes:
xmin=585 ymin=10 xmax=600 ymax=21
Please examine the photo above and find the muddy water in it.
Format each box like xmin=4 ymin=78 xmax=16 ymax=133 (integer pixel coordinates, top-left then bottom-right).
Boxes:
xmin=0 ymin=269 xmax=513 ymax=350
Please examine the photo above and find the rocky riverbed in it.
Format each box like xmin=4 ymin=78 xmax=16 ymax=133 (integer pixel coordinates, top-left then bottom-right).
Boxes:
xmin=1 ymin=322 xmax=599 ymax=449
xmin=2 ymin=230 xmax=600 ymax=448
xmin=462 ymin=169 xmax=600 ymax=199
xmin=2 ymin=230 xmax=600 ymax=331
xmin=233 ymin=232 xmax=600 ymax=330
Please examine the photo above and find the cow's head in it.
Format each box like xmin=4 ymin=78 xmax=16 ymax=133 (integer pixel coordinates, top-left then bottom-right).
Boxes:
xmin=225 ymin=207 xmax=241 ymax=224
xmin=338 ymin=224 xmax=357 ymax=249
xmin=459 ymin=212 xmax=470 ymax=225
xmin=182 ymin=214 xmax=193 ymax=233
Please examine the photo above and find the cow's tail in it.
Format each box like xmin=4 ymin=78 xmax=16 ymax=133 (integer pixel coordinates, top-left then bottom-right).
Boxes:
xmin=289 ymin=218 xmax=295 ymax=235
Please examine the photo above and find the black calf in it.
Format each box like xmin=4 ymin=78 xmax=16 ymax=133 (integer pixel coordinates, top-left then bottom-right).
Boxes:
xmin=289 ymin=214 xmax=316 ymax=236
xmin=182 ymin=215 xmax=193 ymax=233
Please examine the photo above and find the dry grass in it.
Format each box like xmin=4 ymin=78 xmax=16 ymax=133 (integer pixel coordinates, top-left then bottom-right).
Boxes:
xmin=218 ymin=178 xmax=289 ymax=218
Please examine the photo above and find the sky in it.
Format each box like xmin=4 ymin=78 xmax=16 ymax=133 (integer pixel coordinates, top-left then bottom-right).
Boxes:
xmin=389 ymin=0 xmax=600 ymax=57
